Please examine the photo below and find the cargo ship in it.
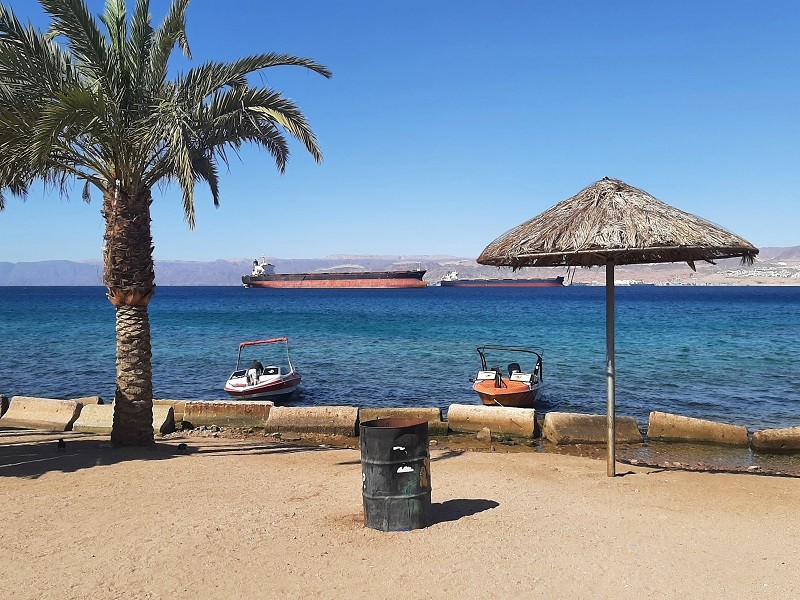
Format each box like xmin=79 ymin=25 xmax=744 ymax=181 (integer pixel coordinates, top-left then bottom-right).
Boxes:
xmin=439 ymin=271 xmax=564 ymax=287
xmin=242 ymin=258 xmax=427 ymax=289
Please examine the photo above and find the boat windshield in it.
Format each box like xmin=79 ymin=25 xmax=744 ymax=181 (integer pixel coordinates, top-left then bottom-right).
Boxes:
xmin=476 ymin=346 xmax=542 ymax=376
xmin=236 ymin=340 xmax=293 ymax=372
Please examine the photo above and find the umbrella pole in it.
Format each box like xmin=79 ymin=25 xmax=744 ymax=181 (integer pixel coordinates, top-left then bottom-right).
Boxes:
xmin=606 ymin=260 xmax=616 ymax=477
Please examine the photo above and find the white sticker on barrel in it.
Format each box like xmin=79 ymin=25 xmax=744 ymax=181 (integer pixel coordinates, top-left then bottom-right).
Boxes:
xmin=397 ymin=465 xmax=414 ymax=473
xmin=393 ymin=446 xmax=405 ymax=451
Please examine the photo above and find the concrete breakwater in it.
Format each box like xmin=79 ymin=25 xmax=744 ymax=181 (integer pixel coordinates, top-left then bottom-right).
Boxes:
xmin=1 ymin=395 xmax=799 ymax=457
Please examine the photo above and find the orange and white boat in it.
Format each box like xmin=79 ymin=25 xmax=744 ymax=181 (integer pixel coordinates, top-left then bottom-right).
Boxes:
xmin=471 ymin=345 xmax=543 ymax=408
xmin=223 ymin=337 xmax=301 ymax=399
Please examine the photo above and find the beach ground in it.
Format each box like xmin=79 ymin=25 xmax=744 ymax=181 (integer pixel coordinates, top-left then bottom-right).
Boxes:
xmin=1 ymin=429 xmax=798 ymax=600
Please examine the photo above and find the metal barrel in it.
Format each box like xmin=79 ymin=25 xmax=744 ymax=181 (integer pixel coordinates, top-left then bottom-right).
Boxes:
xmin=360 ymin=417 xmax=431 ymax=531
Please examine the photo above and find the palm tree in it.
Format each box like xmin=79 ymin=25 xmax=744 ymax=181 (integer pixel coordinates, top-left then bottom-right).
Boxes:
xmin=0 ymin=0 xmax=330 ymax=445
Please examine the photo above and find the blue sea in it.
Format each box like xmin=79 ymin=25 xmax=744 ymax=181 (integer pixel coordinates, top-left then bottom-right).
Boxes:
xmin=1 ymin=285 xmax=799 ymax=432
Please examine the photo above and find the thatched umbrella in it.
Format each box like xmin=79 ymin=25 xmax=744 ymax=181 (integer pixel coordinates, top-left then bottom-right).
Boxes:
xmin=477 ymin=177 xmax=758 ymax=476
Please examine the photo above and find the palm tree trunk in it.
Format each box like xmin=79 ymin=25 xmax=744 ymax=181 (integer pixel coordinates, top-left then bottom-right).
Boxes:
xmin=113 ymin=304 xmax=154 ymax=445
xmin=102 ymin=186 xmax=156 ymax=446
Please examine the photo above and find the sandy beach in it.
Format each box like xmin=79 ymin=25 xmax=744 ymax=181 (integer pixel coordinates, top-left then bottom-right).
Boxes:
xmin=1 ymin=429 xmax=798 ymax=600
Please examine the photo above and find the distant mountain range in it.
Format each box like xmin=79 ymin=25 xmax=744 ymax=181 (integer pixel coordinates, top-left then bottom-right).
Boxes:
xmin=1 ymin=246 xmax=798 ymax=286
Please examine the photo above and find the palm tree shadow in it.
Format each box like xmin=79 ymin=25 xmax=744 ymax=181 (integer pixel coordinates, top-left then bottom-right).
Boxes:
xmin=0 ymin=431 xmax=351 ymax=480
xmin=429 ymin=498 xmax=499 ymax=525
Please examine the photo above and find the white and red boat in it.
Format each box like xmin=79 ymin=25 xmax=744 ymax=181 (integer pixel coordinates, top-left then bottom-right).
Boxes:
xmin=223 ymin=337 xmax=301 ymax=399
xmin=471 ymin=345 xmax=543 ymax=408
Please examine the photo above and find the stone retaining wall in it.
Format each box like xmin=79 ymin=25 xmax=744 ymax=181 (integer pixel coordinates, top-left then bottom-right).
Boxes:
xmin=542 ymin=412 xmax=642 ymax=445
xmin=0 ymin=396 xmax=82 ymax=431
xmin=447 ymin=404 xmax=536 ymax=437
xmin=1 ymin=393 xmax=797 ymax=455
xmin=266 ymin=406 xmax=359 ymax=436
xmin=153 ymin=399 xmax=188 ymax=422
xmin=647 ymin=411 xmax=749 ymax=447
xmin=74 ymin=396 xmax=104 ymax=406
xmin=72 ymin=404 xmax=175 ymax=436
xmin=183 ymin=400 xmax=273 ymax=429
xmin=751 ymin=426 xmax=800 ymax=454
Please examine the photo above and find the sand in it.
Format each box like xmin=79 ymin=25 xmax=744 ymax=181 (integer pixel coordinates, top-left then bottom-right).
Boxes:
xmin=1 ymin=430 xmax=798 ymax=600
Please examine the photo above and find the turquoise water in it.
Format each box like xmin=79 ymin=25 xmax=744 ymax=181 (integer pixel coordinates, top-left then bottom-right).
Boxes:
xmin=1 ymin=285 xmax=798 ymax=431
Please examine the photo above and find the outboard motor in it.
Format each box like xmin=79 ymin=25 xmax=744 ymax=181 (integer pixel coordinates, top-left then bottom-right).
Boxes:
xmin=507 ymin=362 xmax=521 ymax=377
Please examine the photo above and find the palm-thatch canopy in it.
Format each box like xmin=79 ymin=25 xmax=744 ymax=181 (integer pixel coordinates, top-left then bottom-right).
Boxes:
xmin=477 ymin=177 xmax=758 ymax=269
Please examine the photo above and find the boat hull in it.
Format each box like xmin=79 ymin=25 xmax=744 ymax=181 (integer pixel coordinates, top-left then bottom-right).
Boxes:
xmin=441 ymin=276 xmax=563 ymax=287
xmin=243 ymin=270 xmax=427 ymax=289
xmin=472 ymin=378 xmax=538 ymax=408
xmin=224 ymin=374 xmax=301 ymax=399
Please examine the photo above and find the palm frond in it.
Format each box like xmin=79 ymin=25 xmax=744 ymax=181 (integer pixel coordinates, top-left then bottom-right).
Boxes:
xmin=127 ymin=0 xmax=153 ymax=93
xmin=244 ymin=124 xmax=291 ymax=173
xmin=198 ymin=84 xmax=321 ymax=162
xmin=181 ymin=53 xmax=331 ymax=104
xmin=99 ymin=0 xmax=127 ymax=98
xmin=0 ymin=4 xmax=78 ymax=98
xmin=0 ymin=177 xmax=30 ymax=208
xmin=100 ymin=0 xmax=127 ymax=55
xmin=34 ymin=87 xmax=115 ymax=176
xmin=157 ymin=106 xmax=197 ymax=227
xmin=40 ymin=0 xmax=109 ymax=83
xmin=191 ymin=153 xmax=220 ymax=207
xmin=149 ymin=0 xmax=189 ymax=86
xmin=0 ymin=149 xmax=33 ymax=201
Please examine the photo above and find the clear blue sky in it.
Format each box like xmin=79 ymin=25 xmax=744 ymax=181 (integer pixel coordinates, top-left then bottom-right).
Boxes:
xmin=1 ymin=0 xmax=798 ymax=262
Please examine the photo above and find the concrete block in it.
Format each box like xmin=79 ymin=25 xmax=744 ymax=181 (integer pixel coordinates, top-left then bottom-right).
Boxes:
xmin=446 ymin=404 xmax=535 ymax=438
xmin=73 ymin=404 xmax=175 ymax=436
xmin=542 ymin=412 xmax=642 ymax=445
xmin=0 ymin=396 xmax=82 ymax=431
xmin=72 ymin=396 xmax=104 ymax=406
xmin=153 ymin=399 xmax=188 ymax=422
xmin=751 ymin=426 xmax=800 ymax=454
xmin=183 ymin=400 xmax=273 ymax=429
xmin=647 ymin=411 xmax=749 ymax=447
xmin=266 ymin=406 xmax=359 ymax=436
xmin=72 ymin=404 xmax=113 ymax=434
xmin=153 ymin=406 xmax=175 ymax=436
xmin=360 ymin=407 xmax=448 ymax=435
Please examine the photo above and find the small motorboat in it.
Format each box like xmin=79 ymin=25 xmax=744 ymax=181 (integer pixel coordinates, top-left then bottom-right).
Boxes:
xmin=223 ymin=337 xmax=301 ymax=399
xmin=471 ymin=345 xmax=543 ymax=408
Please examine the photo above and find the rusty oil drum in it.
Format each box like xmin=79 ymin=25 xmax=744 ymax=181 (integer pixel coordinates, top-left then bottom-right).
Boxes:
xmin=360 ymin=418 xmax=431 ymax=531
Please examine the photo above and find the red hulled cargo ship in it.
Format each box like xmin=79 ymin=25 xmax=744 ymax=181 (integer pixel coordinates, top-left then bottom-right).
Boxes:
xmin=242 ymin=259 xmax=427 ymax=289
